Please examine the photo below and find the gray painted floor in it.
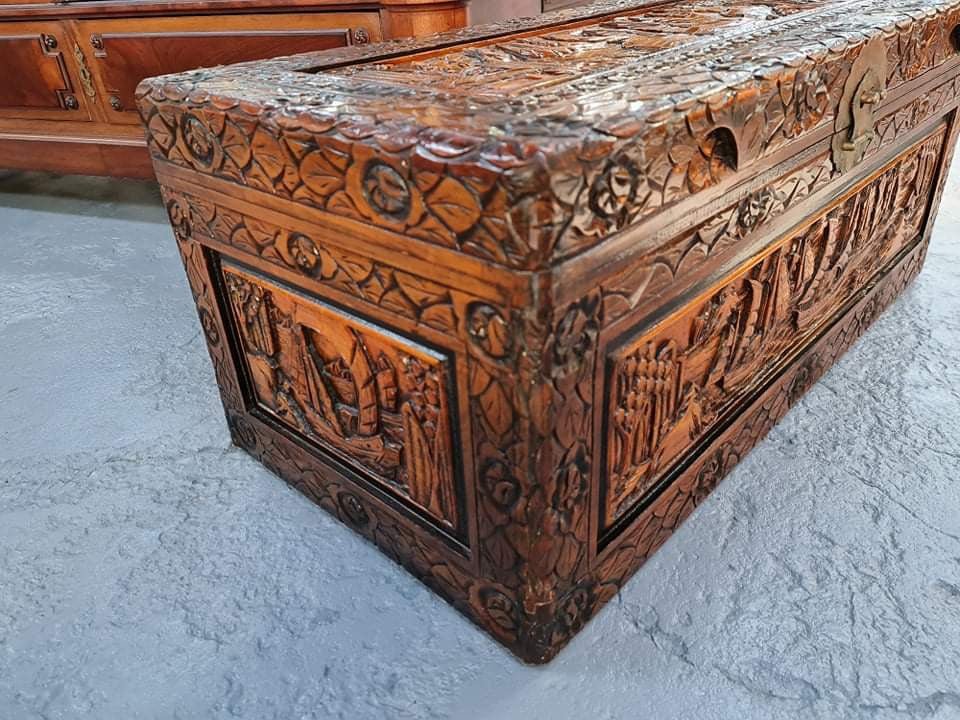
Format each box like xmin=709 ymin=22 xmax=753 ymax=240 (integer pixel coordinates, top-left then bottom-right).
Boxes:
xmin=0 ymin=157 xmax=959 ymax=720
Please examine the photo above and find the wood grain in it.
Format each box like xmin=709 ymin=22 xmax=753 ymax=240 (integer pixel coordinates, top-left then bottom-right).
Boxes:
xmin=0 ymin=1 xmax=467 ymax=177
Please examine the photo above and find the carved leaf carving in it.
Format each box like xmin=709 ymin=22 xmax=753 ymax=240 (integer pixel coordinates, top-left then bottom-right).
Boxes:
xmin=148 ymin=112 xmax=176 ymax=152
xmin=300 ymin=147 xmax=350 ymax=197
xmin=219 ymin=119 xmax=252 ymax=171
xmin=470 ymin=363 xmax=512 ymax=439
xmin=325 ymin=190 xmax=363 ymax=220
xmin=251 ymin=127 xmax=290 ymax=180
xmin=428 ymin=177 xmax=482 ymax=233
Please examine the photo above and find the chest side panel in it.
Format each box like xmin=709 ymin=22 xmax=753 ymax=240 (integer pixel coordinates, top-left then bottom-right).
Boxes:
xmin=598 ymin=124 xmax=946 ymax=539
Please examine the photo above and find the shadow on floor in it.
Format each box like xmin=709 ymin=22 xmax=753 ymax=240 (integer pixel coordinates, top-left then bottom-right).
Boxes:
xmin=0 ymin=170 xmax=164 ymax=223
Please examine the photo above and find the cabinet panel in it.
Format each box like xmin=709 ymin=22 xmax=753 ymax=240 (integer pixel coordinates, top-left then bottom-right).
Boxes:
xmin=77 ymin=13 xmax=382 ymax=122
xmin=542 ymin=0 xmax=591 ymax=11
xmin=0 ymin=22 xmax=91 ymax=120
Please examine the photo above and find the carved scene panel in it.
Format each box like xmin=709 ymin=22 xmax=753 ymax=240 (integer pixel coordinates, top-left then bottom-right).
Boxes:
xmin=221 ymin=262 xmax=463 ymax=536
xmin=601 ymin=126 xmax=945 ymax=531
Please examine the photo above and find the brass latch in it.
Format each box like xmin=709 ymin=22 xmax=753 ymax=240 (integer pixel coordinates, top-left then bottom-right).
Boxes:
xmin=73 ymin=43 xmax=97 ymax=100
xmin=833 ymin=37 xmax=888 ymax=174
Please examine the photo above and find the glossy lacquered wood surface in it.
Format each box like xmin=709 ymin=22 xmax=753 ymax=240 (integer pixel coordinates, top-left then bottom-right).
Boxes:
xmin=0 ymin=0 xmax=467 ymax=177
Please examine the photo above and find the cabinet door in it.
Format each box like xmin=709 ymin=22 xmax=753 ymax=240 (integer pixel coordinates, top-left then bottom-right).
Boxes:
xmin=0 ymin=21 xmax=93 ymax=121
xmin=76 ymin=13 xmax=382 ymax=124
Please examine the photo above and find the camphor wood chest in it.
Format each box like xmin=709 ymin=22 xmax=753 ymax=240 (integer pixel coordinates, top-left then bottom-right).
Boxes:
xmin=139 ymin=0 xmax=960 ymax=663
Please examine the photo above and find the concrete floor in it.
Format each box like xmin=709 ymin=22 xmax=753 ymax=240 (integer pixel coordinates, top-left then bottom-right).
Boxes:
xmin=0 ymin=158 xmax=959 ymax=720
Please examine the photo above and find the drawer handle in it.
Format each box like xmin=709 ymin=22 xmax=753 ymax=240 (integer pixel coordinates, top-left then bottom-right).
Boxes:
xmin=73 ymin=43 xmax=96 ymax=99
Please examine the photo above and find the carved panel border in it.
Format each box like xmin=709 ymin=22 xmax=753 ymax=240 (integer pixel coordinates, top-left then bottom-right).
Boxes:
xmin=588 ymin=235 xmax=931 ymax=606
xmin=570 ymin=73 xmax=960 ymax=320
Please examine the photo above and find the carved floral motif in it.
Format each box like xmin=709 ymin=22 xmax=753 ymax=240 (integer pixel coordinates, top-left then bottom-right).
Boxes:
xmin=162 ymin=189 xmax=460 ymax=334
xmin=467 ymin=303 xmax=513 ymax=360
xmin=781 ymin=66 xmax=831 ymax=138
xmin=183 ymin=114 xmax=215 ymax=166
xmin=363 ymin=162 xmax=411 ymax=220
xmin=597 ymin=153 xmax=835 ymax=326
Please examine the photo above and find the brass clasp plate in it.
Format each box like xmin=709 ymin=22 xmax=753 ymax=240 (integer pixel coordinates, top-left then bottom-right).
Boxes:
xmin=832 ymin=37 xmax=888 ymax=173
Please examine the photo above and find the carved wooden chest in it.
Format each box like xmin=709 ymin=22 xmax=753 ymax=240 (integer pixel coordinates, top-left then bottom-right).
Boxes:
xmin=139 ymin=0 xmax=960 ymax=663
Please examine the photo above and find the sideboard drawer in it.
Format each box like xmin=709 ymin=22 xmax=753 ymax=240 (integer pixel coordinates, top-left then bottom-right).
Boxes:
xmin=0 ymin=0 xmax=468 ymax=177
xmin=0 ymin=20 xmax=93 ymax=121
xmin=75 ymin=12 xmax=382 ymax=123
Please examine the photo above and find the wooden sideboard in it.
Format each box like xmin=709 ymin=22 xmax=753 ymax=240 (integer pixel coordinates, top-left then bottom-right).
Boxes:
xmin=0 ymin=0 xmax=468 ymax=177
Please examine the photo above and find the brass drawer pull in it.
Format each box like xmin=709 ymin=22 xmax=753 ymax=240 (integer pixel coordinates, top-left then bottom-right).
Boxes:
xmin=73 ymin=43 xmax=96 ymax=99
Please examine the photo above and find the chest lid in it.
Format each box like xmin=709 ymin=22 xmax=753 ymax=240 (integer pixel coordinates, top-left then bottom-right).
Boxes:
xmin=138 ymin=0 xmax=960 ymax=271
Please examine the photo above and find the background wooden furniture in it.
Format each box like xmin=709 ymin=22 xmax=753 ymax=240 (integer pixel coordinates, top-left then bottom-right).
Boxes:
xmin=542 ymin=0 xmax=589 ymax=11
xmin=0 ymin=0 xmax=467 ymax=177
xmin=470 ymin=0 xmax=540 ymax=25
